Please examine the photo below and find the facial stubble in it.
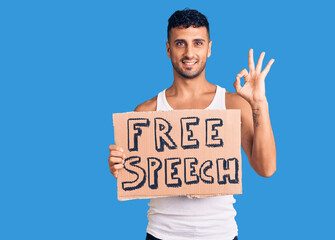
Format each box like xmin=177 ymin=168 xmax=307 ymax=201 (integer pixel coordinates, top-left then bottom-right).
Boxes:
xmin=171 ymin=59 xmax=207 ymax=79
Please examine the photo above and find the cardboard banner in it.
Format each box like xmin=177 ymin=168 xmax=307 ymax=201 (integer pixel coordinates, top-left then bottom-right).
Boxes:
xmin=113 ymin=109 xmax=242 ymax=201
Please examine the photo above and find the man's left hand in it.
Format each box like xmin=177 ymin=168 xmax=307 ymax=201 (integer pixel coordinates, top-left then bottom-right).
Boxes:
xmin=234 ymin=49 xmax=275 ymax=107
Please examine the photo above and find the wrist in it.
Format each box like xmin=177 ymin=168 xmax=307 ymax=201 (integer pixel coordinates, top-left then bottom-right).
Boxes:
xmin=250 ymin=98 xmax=269 ymax=110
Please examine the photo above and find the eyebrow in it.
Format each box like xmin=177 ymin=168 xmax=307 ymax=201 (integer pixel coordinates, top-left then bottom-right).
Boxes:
xmin=193 ymin=39 xmax=206 ymax=42
xmin=174 ymin=38 xmax=206 ymax=43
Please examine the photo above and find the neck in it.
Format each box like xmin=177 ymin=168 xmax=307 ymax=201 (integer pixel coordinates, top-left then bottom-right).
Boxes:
xmin=168 ymin=70 xmax=215 ymax=97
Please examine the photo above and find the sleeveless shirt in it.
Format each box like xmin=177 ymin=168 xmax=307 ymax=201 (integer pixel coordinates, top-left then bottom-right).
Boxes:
xmin=146 ymin=85 xmax=238 ymax=240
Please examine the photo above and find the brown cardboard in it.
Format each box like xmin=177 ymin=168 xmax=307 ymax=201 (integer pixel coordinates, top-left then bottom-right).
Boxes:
xmin=113 ymin=109 xmax=242 ymax=201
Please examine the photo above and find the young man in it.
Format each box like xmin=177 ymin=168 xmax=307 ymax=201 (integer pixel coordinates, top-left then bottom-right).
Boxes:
xmin=108 ymin=9 xmax=276 ymax=240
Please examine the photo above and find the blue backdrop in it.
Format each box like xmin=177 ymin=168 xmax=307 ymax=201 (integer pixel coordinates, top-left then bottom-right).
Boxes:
xmin=1 ymin=0 xmax=334 ymax=239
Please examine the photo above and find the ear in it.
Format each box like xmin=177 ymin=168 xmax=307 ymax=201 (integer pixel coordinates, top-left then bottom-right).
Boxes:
xmin=207 ymin=41 xmax=212 ymax=58
xmin=166 ymin=41 xmax=171 ymax=58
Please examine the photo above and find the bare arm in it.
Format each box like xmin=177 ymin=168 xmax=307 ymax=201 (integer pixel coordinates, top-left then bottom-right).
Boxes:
xmin=232 ymin=49 xmax=276 ymax=177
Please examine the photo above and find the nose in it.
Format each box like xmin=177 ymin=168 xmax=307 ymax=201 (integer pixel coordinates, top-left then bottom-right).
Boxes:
xmin=184 ymin=45 xmax=195 ymax=59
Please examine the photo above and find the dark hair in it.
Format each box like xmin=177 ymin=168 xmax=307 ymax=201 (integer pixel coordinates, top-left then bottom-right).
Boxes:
xmin=167 ymin=9 xmax=210 ymax=41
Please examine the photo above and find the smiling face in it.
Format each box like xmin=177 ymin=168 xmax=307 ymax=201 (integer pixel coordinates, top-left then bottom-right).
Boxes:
xmin=166 ymin=26 xmax=212 ymax=79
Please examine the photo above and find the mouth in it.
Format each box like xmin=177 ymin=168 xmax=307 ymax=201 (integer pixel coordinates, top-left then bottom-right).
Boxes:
xmin=182 ymin=60 xmax=197 ymax=68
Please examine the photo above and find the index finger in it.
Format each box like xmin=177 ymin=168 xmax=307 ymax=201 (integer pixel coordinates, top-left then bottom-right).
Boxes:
xmin=248 ymin=49 xmax=255 ymax=72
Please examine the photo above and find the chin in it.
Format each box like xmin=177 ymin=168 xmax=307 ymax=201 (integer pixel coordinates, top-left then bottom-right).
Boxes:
xmin=173 ymin=64 xmax=204 ymax=79
xmin=181 ymin=73 xmax=201 ymax=79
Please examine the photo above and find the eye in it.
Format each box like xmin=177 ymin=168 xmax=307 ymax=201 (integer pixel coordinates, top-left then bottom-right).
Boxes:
xmin=176 ymin=42 xmax=184 ymax=46
xmin=195 ymin=42 xmax=203 ymax=46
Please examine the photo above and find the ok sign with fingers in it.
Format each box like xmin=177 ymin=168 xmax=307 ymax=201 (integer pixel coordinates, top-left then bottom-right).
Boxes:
xmin=234 ymin=49 xmax=275 ymax=107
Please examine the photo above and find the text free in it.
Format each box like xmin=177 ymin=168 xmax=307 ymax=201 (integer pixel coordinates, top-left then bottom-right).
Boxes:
xmin=128 ymin=117 xmax=224 ymax=152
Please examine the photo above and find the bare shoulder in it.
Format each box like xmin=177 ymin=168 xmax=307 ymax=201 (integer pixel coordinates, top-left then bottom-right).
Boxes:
xmin=225 ymin=91 xmax=249 ymax=109
xmin=225 ymin=91 xmax=252 ymax=117
xmin=134 ymin=96 xmax=157 ymax=112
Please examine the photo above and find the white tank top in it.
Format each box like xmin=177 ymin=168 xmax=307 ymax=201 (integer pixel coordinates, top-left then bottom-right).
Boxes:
xmin=146 ymin=85 xmax=238 ymax=240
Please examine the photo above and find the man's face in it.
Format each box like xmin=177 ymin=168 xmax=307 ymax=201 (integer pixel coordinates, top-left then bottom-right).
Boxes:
xmin=166 ymin=26 xmax=212 ymax=79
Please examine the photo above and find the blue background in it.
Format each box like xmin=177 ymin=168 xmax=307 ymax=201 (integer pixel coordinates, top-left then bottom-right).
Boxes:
xmin=1 ymin=0 xmax=334 ymax=239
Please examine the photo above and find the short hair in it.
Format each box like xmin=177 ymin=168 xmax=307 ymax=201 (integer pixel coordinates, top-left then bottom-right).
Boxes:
xmin=167 ymin=9 xmax=210 ymax=41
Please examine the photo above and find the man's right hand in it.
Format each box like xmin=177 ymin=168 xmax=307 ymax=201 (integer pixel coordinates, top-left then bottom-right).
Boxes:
xmin=108 ymin=145 xmax=126 ymax=179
